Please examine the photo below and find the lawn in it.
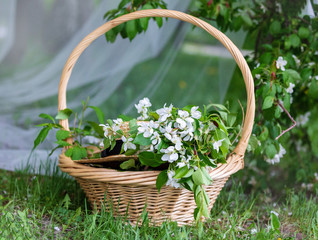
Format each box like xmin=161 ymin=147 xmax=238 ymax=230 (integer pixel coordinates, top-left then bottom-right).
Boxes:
xmin=0 ymin=162 xmax=317 ymax=239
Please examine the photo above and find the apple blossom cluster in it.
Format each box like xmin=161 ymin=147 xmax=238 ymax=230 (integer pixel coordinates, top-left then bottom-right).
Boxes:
xmin=100 ymin=98 xmax=232 ymax=189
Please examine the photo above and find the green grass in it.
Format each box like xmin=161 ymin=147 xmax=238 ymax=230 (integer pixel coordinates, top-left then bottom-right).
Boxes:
xmin=0 ymin=161 xmax=317 ymax=239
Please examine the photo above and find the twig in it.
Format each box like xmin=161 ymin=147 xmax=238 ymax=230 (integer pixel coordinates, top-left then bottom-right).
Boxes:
xmin=275 ymin=101 xmax=297 ymax=140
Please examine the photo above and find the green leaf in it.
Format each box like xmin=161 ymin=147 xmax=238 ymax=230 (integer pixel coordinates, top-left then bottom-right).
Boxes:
xmin=248 ymin=135 xmax=259 ymax=152
xmin=262 ymin=96 xmax=274 ymax=110
xmin=107 ymin=119 xmax=113 ymax=126
xmin=271 ymin=212 xmax=280 ymax=231
xmin=269 ymin=20 xmax=281 ymax=35
xmin=139 ymin=17 xmax=149 ymax=31
xmin=87 ymin=121 xmax=104 ymax=138
xmin=274 ymin=106 xmax=281 ymax=119
xmin=55 ymin=140 xmax=71 ymax=147
xmin=56 ymin=130 xmax=70 ymax=141
xmin=289 ymin=34 xmax=301 ymax=48
xmin=194 ymin=207 xmax=199 ymax=221
xmin=284 ymin=38 xmax=291 ymax=50
xmin=265 ymin=144 xmax=277 ymax=159
xmin=103 ymin=138 xmax=110 ymax=149
xmin=39 ymin=113 xmax=55 ymax=123
xmin=105 ymin=29 xmax=117 ymax=43
xmin=174 ymin=166 xmax=190 ymax=179
xmin=56 ymin=109 xmax=73 ymax=120
xmin=200 ymin=167 xmax=212 ymax=183
xmin=126 ymin=20 xmax=137 ymax=41
xmin=156 ymin=140 xmax=169 ymax=151
xmin=118 ymin=0 xmax=130 ymax=8
xmin=227 ymin=113 xmax=236 ymax=127
xmin=129 ymin=119 xmax=138 ymax=134
xmin=183 ymin=168 xmax=194 ymax=178
xmin=283 ymin=69 xmax=301 ymax=83
xmin=89 ymin=106 xmax=105 ymax=124
xmin=156 ymin=170 xmax=168 ymax=193
xmin=206 ymin=103 xmax=229 ymax=112
xmin=309 ymin=80 xmax=318 ymax=99
xmin=120 ymin=159 xmax=135 ymax=170
xmin=65 ymin=148 xmax=73 ymax=157
xmin=124 ymin=149 xmax=138 ymax=156
xmin=192 ymin=168 xmax=211 ymax=186
xmin=110 ymin=139 xmax=116 ymax=151
xmin=283 ymin=94 xmax=291 ymax=111
xmin=133 ymin=134 xmax=152 ymax=146
xmin=308 ymin=107 xmax=318 ymax=156
xmin=240 ymin=13 xmax=253 ymax=26
xmin=259 ymin=52 xmax=273 ymax=64
xmin=138 ymin=152 xmax=164 ymax=167
xmin=259 ymin=127 xmax=269 ymax=141
xmin=33 ymin=126 xmax=52 ymax=149
xmin=118 ymin=114 xmax=133 ymax=121
xmin=298 ymin=26 xmax=310 ymax=39
xmin=155 ymin=17 xmax=163 ymax=28
xmin=71 ymin=146 xmax=86 ymax=160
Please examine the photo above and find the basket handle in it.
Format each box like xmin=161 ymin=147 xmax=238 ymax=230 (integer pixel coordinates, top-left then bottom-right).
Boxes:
xmin=58 ymin=9 xmax=255 ymax=156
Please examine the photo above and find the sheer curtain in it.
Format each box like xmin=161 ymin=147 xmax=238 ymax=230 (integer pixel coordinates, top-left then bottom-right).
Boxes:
xmin=0 ymin=0 xmax=249 ymax=172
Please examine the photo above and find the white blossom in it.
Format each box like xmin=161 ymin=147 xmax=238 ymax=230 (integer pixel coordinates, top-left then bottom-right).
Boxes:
xmin=248 ymin=176 xmax=256 ymax=186
xmin=156 ymin=104 xmax=173 ymax=122
xmin=250 ymin=228 xmax=257 ymax=235
xmin=175 ymin=110 xmax=194 ymax=129
xmin=265 ymin=144 xmax=286 ymax=164
xmin=179 ymin=122 xmax=194 ymax=141
xmin=286 ymin=82 xmax=295 ymax=94
xmin=99 ymin=123 xmax=111 ymax=137
xmin=170 ymin=135 xmax=183 ymax=151
xmin=297 ymin=112 xmax=310 ymax=126
xmin=213 ymin=139 xmax=224 ymax=153
xmin=270 ymin=210 xmax=279 ymax=217
xmin=191 ymin=106 xmax=202 ymax=119
xmin=166 ymin=170 xmax=181 ymax=188
xmin=314 ymin=172 xmax=318 ymax=181
xmin=176 ymin=155 xmax=191 ymax=168
xmin=276 ymin=56 xmax=287 ymax=71
xmin=121 ymin=136 xmax=136 ymax=152
xmin=112 ymin=118 xmax=123 ymax=132
xmin=135 ymin=97 xmax=151 ymax=114
xmin=151 ymin=131 xmax=161 ymax=147
xmin=255 ymin=74 xmax=261 ymax=79
xmin=301 ymin=183 xmax=313 ymax=190
xmin=178 ymin=110 xmax=189 ymax=118
xmin=308 ymin=62 xmax=315 ymax=67
xmin=292 ymin=54 xmax=300 ymax=67
xmin=137 ymin=112 xmax=149 ymax=120
xmin=160 ymin=122 xmax=177 ymax=141
xmin=315 ymin=76 xmax=318 ymax=80
xmin=176 ymin=118 xmax=187 ymax=129
xmin=137 ymin=121 xmax=158 ymax=138
xmin=161 ymin=146 xmax=179 ymax=162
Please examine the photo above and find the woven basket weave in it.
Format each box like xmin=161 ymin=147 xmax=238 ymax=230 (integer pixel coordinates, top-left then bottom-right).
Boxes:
xmin=58 ymin=9 xmax=255 ymax=226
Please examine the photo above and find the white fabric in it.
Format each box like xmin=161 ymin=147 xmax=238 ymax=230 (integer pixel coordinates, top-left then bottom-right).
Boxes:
xmin=0 ymin=0 xmax=245 ymax=172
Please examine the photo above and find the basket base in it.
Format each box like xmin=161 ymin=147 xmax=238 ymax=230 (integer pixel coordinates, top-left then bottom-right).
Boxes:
xmin=75 ymin=176 xmax=229 ymax=226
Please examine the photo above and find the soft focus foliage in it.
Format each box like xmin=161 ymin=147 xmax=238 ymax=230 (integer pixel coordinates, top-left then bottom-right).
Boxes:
xmin=104 ymin=0 xmax=318 ymax=193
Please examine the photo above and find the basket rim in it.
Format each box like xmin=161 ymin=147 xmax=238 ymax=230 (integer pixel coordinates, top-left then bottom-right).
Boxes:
xmin=58 ymin=152 xmax=243 ymax=185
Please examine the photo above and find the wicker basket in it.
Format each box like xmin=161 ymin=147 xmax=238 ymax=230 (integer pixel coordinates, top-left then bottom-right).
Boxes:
xmin=57 ymin=9 xmax=255 ymax=226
